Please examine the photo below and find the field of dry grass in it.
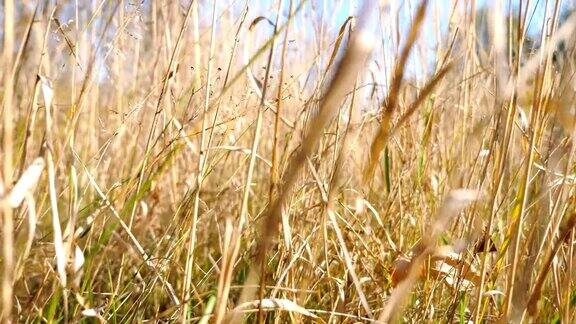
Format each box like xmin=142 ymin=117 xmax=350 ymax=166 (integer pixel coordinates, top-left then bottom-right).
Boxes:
xmin=2 ymin=0 xmax=576 ymax=322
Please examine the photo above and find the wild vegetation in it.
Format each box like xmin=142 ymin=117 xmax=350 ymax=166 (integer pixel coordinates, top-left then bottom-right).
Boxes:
xmin=1 ymin=0 xmax=576 ymax=322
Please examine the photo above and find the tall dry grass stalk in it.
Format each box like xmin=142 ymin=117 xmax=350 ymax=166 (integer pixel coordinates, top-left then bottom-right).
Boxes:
xmin=2 ymin=0 xmax=16 ymax=322
xmin=3 ymin=0 xmax=576 ymax=322
xmin=230 ymin=4 xmax=375 ymax=321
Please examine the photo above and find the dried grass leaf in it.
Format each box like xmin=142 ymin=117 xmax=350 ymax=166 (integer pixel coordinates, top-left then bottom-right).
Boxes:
xmin=227 ymin=298 xmax=318 ymax=319
xmin=7 ymin=157 xmax=44 ymax=208
xmin=380 ymin=188 xmax=480 ymax=322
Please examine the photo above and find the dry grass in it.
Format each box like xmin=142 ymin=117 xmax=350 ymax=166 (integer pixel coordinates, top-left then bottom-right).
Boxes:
xmin=2 ymin=0 xmax=576 ymax=323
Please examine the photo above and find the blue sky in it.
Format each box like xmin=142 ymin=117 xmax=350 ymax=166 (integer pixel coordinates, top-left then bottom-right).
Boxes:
xmin=3 ymin=0 xmax=574 ymax=86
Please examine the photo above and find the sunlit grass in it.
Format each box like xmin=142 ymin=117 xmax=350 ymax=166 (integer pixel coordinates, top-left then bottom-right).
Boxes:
xmin=2 ymin=0 xmax=576 ymax=322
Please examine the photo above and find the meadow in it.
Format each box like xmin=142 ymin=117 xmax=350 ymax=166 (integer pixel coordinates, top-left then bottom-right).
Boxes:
xmin=1 ymin=0 xmax=576 ymax=322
